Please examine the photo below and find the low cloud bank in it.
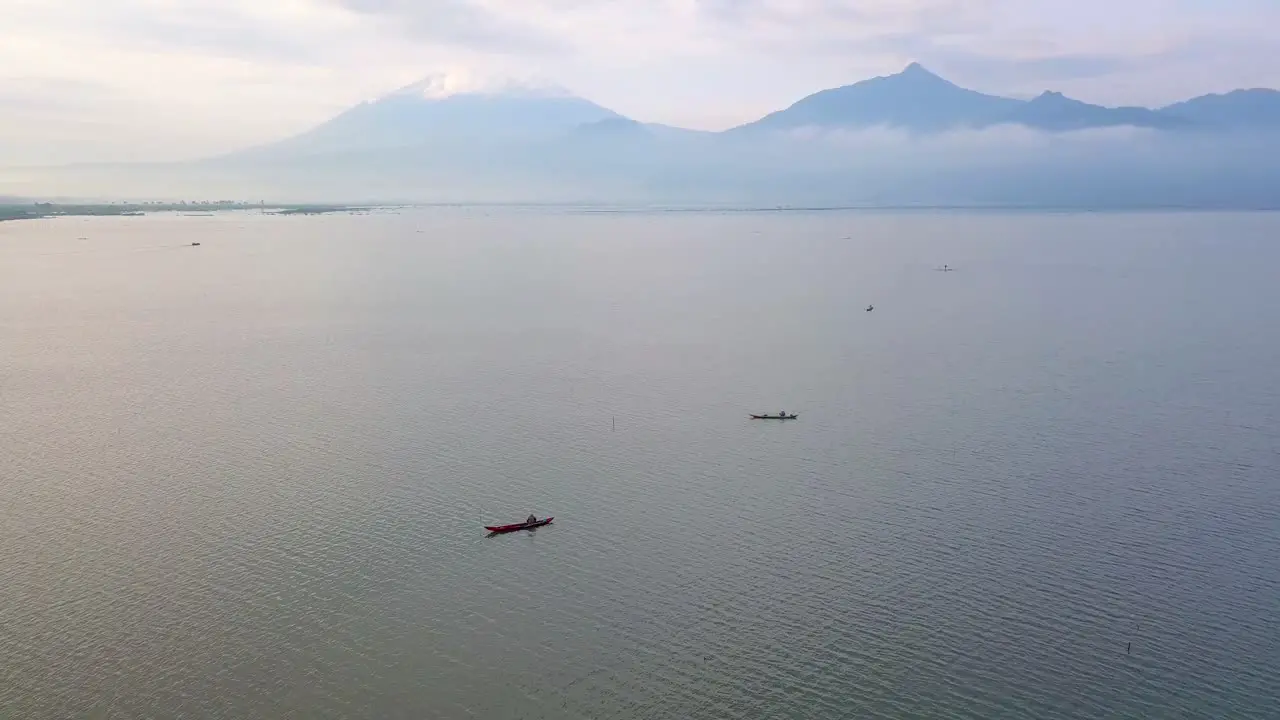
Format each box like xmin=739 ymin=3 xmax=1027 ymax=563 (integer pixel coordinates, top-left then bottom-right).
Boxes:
xmin=5 ymin=125 xmax=1279 ymax=208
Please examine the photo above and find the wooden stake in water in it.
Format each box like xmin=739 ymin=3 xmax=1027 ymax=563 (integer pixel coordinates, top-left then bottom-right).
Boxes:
xmin=612 ymin=416 xmax=615 ymax=432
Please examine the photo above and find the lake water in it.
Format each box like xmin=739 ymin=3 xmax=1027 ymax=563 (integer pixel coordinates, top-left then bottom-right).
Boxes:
xmin=2 ymin=209 xmax=1278 ymax=719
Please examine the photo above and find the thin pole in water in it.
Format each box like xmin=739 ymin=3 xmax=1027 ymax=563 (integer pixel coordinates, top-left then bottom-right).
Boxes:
xmin=1127 ymin=642 xmax=1131 ymax=654
xmin=612 ymin=416 xmax=616 ymax=432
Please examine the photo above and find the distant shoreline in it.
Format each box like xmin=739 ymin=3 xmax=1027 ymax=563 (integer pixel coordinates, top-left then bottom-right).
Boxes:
xmin=0 ymin=203 xmax=365 ymax=222
xmin=3 ymin=201 xmax=1279 ymax=223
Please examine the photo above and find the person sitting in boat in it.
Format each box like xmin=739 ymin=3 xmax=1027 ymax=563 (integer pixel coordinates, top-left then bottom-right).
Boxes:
xmin=527 ymin=514 xmax=537 ymax=524
xmin=779 ymin=410 xmax=786 ymax=418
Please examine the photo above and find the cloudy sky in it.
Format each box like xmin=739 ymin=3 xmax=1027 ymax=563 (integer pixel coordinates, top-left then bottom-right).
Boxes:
xmin=2 ymin=0 xmax=1277 ymax=164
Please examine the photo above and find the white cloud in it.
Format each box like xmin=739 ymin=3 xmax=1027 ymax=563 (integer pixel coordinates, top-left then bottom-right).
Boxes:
xmin=772 ymin=123 xmax=1165 ymax=170
xmin=0 ymin=0 xmax=1277 ymax=163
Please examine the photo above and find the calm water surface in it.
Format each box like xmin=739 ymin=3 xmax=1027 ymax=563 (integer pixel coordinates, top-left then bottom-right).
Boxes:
xmin=2 ymin=209 xmax=1278 ymax=719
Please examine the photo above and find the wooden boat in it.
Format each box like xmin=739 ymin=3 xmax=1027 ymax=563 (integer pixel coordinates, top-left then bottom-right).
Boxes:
xmin=750 ymin=414 xmax=798 ymax=420
xmin=485 ymin=517 xmax=554 ymax=534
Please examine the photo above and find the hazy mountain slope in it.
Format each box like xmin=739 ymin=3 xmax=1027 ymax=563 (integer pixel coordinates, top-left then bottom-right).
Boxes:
xmin=733 ymin=63 xmax=1022 ymax=133
xmin=1159 ymin=89 xmax=1280 ymax=130
xmin=997 ymin=91 xmax=1187 ymax=131
xmin=231 ymin=75 xmax=623 ymax=159
xmin=9 ymin=65 xmax=1280 ymax=207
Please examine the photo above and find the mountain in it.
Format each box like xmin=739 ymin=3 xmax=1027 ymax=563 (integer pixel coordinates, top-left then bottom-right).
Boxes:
xmin=12 ymin=63 xmax=1280 ymax=208
xmin=999 ymin=91 xmax=1186 ymax=131
xmin=234 ymin=73 xmax=624 ymax=159
xmin=238 ymin=64 xmax=1280 ymax=164
xmin=734 ymin=63 xmax=1021 ymax=133
xmin=1159 ymin=89 xmax=1280 ymax=129
xmin=730 ymin=63 xmax=1280 ymax=134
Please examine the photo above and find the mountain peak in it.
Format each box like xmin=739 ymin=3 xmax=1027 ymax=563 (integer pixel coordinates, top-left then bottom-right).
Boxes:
xmin=1031 ymin=90 xmax=1075 ymax=104
xmin=901 ymin=62 xmax=933 ymax=76
xmin=252 ymin=69 xmax=619 ymax=158
xmin=385 ymin=70 xmax=572 ymax=102
xmin=735 ymin=61 xmax=1019 ymax=133
xmin=892 ymin=62 xmax=949 ymax=84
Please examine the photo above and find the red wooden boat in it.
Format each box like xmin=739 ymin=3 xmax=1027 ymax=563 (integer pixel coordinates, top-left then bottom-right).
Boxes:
xmin=485 ymin=517 xmax=554 ymax=533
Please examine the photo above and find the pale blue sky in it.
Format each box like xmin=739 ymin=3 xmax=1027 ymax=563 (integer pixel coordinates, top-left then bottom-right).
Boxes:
xmin=1 ymin=0 xmax=1277 ymax=164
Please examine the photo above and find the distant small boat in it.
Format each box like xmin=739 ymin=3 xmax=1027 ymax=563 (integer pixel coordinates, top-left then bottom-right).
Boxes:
xmin=191 ymin=242 xmax=201 ymax=246
xmin=866 ymin=305 xmax=874 ymax=312
xmin=485 ymin=517 xmax=554 ymax=534
xmin=751 ymin=413 xmax=798 ymax=420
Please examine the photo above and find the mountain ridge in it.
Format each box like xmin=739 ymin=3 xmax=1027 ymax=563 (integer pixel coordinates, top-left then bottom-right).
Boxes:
xmin=223 ymin=63 xmax=1280 ymax=163
xmin=729 ymin=63 xmax=1269 ymax=134
xmin=731 ymin=63 xmax=1023 ymax=134
xmin=10 ymin=63 xmax=1280 ymax=208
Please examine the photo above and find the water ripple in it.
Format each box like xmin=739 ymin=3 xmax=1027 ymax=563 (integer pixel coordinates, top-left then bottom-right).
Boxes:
xmin=3 ymin=210 xmax=1279 ymax=718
